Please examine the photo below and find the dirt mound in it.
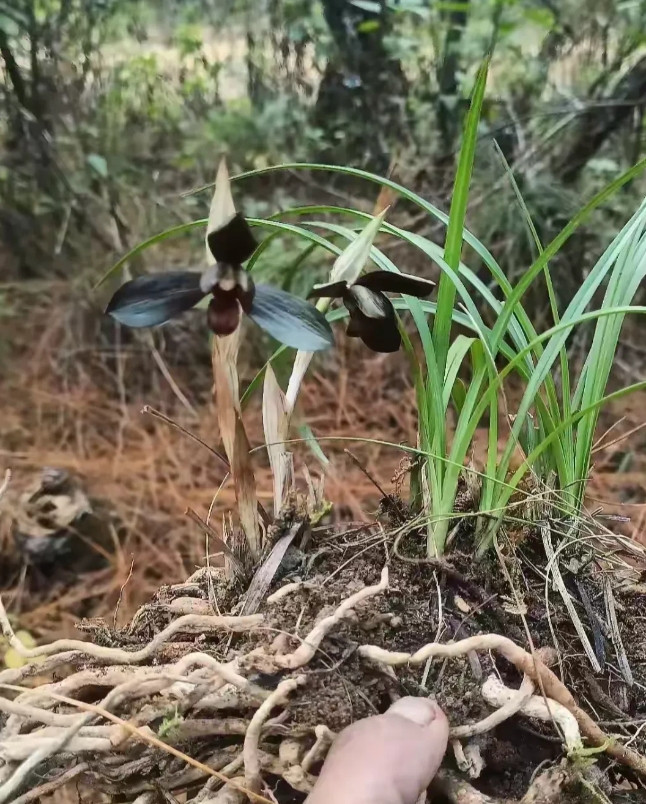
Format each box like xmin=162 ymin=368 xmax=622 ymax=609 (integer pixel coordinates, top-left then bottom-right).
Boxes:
xmin=2 ymin=511 xmax=646 ymax=803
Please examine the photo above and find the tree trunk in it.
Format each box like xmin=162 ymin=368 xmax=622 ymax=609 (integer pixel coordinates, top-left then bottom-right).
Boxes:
xmin=557 ymin=55 xmax=646 ymax=184
xmin=314 ymin=0 xmax=409 ymax=170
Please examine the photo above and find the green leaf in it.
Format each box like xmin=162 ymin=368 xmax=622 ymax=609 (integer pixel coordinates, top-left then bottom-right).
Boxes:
xmin=433 ymin=57 xmax=489 ymax=379
xmin=87 ymin=153 xmax=108 ymax=179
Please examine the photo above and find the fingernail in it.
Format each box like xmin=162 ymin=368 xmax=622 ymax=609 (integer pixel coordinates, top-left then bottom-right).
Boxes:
xmin=387 ymin=697 xmax=441 ymax=726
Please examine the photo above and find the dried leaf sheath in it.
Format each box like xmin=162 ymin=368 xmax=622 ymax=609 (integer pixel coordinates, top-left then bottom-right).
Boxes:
xmin=263 ymin=365 xmax=292 ymax=515
xmin=212 ymin=331 xmax=261 ymax=563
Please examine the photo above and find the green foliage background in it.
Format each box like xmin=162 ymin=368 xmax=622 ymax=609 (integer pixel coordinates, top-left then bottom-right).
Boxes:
xmin=2 ymin=0 xmax=646 ymax=300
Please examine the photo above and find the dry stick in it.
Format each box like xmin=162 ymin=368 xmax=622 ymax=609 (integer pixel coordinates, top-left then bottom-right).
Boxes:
xmin=143 ymin=405 xmax=229 ymax=469
xmin=0 ymin=469 xmax=10 ymax=503
xmin=113 ymin=555 xmax=135 ymax=629
xmin=0 ymin=596 xmax=262 ymax=662
xmin=0 ymin=683 xmax=274 ymax=804
xmin=359 ymin=635 xmax=646 ymax=779
xmin=242 ymin=521 xmax=305 ymax=615
xmin=272 ymin=567 xmax=389 ymax=670
xmin=450 ymin=675 xmax=535 ymax=740
xmin=10 ymin=762 xmax=88 ymax=804
xmin=243 ymin=675 xmax=307 ymax=793
xmin=344 ymin=449 xmax=392 ymax=501
xmin=185 ymin=507 xmax=247 ymax=577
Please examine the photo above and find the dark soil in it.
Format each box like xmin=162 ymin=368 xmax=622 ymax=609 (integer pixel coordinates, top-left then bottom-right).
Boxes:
xmin=79 ymin=509 xmax=646 ymax=802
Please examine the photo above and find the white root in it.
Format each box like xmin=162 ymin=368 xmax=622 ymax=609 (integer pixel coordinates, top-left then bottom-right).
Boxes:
xmin=0 ymin=596 xmax=262 ymax=663
xmin=267 ymin=582 xmax=306 ymax=604
xmin=0 ymin=675 xmax=161 ymax=804
xmin=0 ymin=734 xmax=113 ymax=761
xmin=481 ymin=675 xmax=581 ymax=750
xmin=432 ymin=769 xmax=502 ymax=803
xmin=450 ymin=675 xmax=535 ymax=739
xmin=359 ymin=634 xmax=646 ymax=778
xmin=300 ymin=725 xmax=335 ymax=772
xmin=451 ymin=740 xmax=485 ymax=779
xmin=271 ymin=567 xmax=389 ymax=670
xmin=243 ymin=675 xmax=307 ymax=792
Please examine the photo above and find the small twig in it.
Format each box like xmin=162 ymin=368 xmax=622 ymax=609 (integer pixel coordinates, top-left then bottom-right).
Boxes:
xmin=243 ymin=676 xmax=306 ymax=792
xmin=344 ymin=449 xmax=392 ymax=502
xmin=148 ymin=340 xmax=197 ymax=416
xmin=113 ymin=555 xmax=135 ymax=629
xmin=592 ymin=420 xmax=646 ymax=454
xmin=0 ymin=469 xmax=10 ymax=503
xmin=142 ymin=405 xmax=229 ymax=469
xmin=142 ymin=407 xmax=271 ymax=528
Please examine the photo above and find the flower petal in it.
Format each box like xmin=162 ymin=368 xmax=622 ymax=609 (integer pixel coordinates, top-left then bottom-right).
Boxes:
xmin=348 ymin=285 xmax=392 ymax=319
xmin=306 ymin=280 xmax=348 ymax=300
xmin=356 ymin=271 xmax=435 ymax=297
xmin=105 ymin=272 xmax=205 ymax=327
xmin=249 ymin=284 xmax=334 ymax=351
xmin=207 ymin=213 xmax=257 ymax=265
xmin=329 ymin=209 xmax=387 ymax=285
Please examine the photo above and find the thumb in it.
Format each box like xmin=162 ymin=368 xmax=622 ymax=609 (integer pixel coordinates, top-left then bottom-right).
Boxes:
xmin=306 ymin=697 xmax=449 ymax=804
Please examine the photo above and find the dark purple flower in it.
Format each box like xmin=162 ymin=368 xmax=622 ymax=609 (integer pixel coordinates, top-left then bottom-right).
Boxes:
xmin=106 ymin=213 xmax=334 ymax=352
xmin=307 ymin=271 xmax=435 ymax=353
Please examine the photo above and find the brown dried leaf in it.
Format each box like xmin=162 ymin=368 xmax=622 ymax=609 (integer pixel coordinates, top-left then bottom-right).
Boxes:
xmin=263 ymin=365 xmax=291 ymax=515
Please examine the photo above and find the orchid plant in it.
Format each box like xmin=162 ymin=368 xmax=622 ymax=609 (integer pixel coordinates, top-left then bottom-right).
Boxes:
xmin=103 ymin=159 xmax=438 ymax=567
